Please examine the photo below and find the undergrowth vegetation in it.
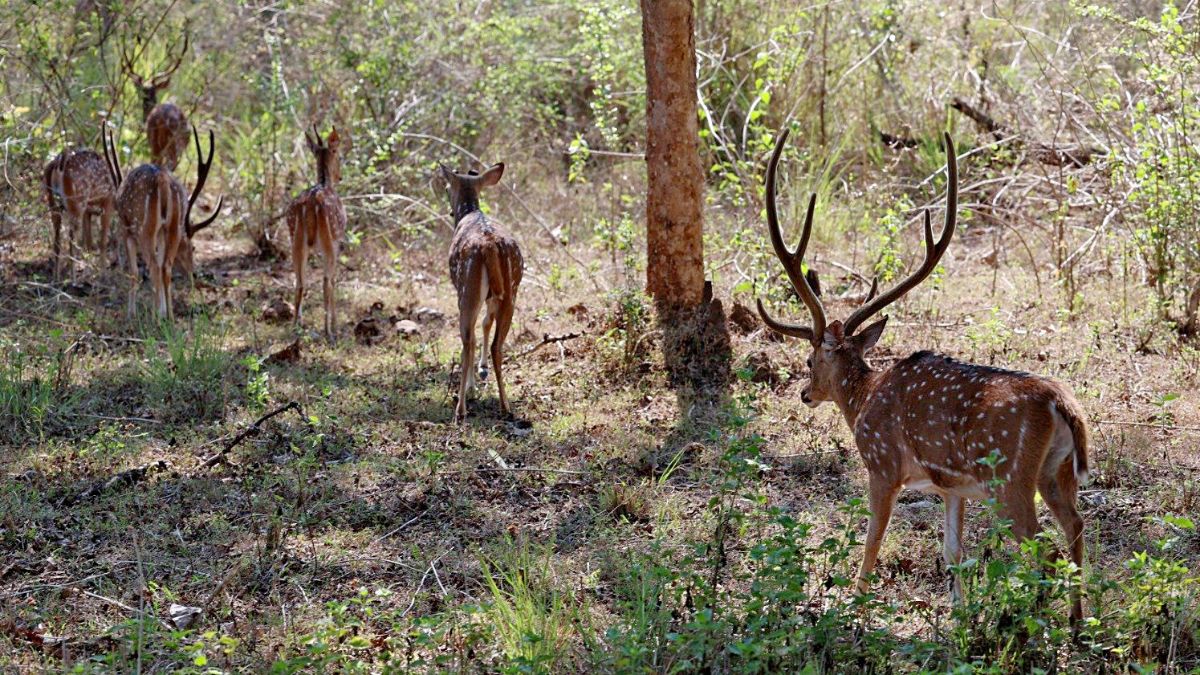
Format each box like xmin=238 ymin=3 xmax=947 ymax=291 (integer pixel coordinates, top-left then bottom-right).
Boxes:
xmin=2 ymin=0 xmax=1200 ymax=672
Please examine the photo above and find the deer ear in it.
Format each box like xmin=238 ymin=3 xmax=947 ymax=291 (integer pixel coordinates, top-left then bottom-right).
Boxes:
xmin=851 ymin=316 xmax=889 ymax=353
xmin=478 ymin=162 xmax=504 ymax=188
xmin=438 ymin=164 xmax=456 ymax=185
xmin=305 ymin=132 xmax=319 ymax=155
xmin=327 ymin=127 xmax=341 ymax=150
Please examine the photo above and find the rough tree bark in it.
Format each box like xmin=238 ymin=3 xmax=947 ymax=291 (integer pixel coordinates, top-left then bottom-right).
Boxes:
xmin=640 ymin=0 xmax=730 ymax=390
xmin=641 ymin=0 xmax=705 ymax=307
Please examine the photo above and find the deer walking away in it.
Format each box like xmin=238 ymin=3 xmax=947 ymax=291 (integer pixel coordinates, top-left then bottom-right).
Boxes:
xmin=441 ymin=163 xmax=524 ymax=423
xmin=287 ymin=125 xmax=346 ymax=342
xmin=44 ymin=148 xmax=114 ymax=280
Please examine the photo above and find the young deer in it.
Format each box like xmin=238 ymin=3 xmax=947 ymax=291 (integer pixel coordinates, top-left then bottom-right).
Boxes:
xmin=757 ymin=131 xmax=1089 ymax=621
xmin=440 ymin=163 xmax=524 ymax=422
xmin=286 ymin=125 xmax=345 ymax=341
xmin=123 ymin=34 xmax=189 ymax=170
xmin=103 ymin=125 xmax=222 ymax=319
xmin=44 ymin=148 xmax=115 ymax=280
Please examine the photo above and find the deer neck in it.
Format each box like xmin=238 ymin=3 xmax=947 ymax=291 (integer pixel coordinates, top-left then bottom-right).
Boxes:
xmin=141 ymin=90 xmax=157 ymax=121
xmin=452 ymin=190 xmax=481 ymax=225
xmin=316 ymin=161 xmax=330 ymax=188
xmin=831 ymin=362 xmax=880 ymax=428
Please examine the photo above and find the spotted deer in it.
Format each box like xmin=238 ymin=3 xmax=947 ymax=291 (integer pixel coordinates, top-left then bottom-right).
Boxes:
xmin=123 ymin=33 xmax=189 ymax=170
xmin=44 ymin=148 xmax=115 ymax=280
xmin=440 ymin=163 xmax=524 ymax=422
xmin=756 ymin=130 xmax=1089 ymax=621
xmin=286 ymin=125 xmax=346 ymax=341
xmin=103 ymin=125 xmax=222 ymax=319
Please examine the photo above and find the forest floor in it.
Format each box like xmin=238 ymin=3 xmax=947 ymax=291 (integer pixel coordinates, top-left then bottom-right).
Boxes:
xmin=1 ymin=201 xmax=1199 ymax=670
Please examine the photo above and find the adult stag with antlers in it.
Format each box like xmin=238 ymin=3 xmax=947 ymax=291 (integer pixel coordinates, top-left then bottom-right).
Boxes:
xmin=286 ymin=125 xmax=346 ymax=341
xmin=44 ymin=148 xmax=115 ymax=280
xmin=441 ymin=163 xmax=523 ymax=423
xmin=757 ymin=130 xmax=1089 ymax=621
xmin=103 ymin=125 xmax=222 ymax=319
xmin=123 ymin=32 xmax=189 ymax=170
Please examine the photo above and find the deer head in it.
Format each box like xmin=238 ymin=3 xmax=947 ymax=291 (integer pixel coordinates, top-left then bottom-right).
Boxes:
xmin=122 ymin=31 xmax=188 ymax=119
xmin=305 ymin=125 xmax=342 ymax=186
xmin=757 ymin=129 xmax=957 ymax=409
xmin=438 ymin=163 xmax=504 ymax=225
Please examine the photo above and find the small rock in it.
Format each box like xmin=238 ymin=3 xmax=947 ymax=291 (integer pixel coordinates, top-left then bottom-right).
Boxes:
xmin=169 ymin=604 xmax=202 ymax=629
xmin=412 ymin=307 xmax=444 ymax=324
xmin=261 ymin=298 xmax=295 ymax=324
xmin=394 ymin=319 xmax=420 ymax=338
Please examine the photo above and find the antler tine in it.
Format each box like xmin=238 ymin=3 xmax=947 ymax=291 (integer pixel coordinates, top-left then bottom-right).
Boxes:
xmin=756 ymin=128 xmax=827 ymax=344
xmin=102 ymin=126 xmax=122 ymax=189
xmin=120 ymin=39 xmax=144 ymax=87
xmin=844 ymin=131 xmax=958 ymax=335
xmin=186 ymin=127 xmax=219 ymax=235
xmin=151 ymin=29 xmax=189 ymax=86
xmin=189 ymin=195 xmax=224 ymax=235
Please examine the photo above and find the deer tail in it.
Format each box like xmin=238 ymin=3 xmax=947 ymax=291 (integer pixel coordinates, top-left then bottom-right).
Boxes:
xmin=483 ymin=245 xmax=505 ymax=303
xmin=1053 ymin=386 xmax=1090 ymax=486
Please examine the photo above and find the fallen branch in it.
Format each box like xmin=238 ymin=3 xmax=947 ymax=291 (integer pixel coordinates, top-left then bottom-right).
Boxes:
xmin=514 ymin=331 xmax=584 ymax=360
xmin=61 ymin=461 xmax=168 ymax=507
xmin=201 ymin=401 xmax=303 ymax=470
xmin=950 ymin=97 xmax=1099 ymax=167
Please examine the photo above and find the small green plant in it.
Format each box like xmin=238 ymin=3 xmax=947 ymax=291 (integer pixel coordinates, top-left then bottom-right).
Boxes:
xmin=140 ymin=319 xmax=232 ymax=422
xmin=243 ymin=354 xmax=271 ymax=411
xmin=595 ymin=288 xmax=652 ymax=375
xmin=480 ymin=537 xmax=579 ymax=671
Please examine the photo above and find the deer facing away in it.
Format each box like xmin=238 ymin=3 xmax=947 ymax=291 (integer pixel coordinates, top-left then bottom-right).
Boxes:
xmin=287 ymin=125 xmax=346 ymax=341
xmin=123 ymin=33 xmax=189 ymax=170
xmin=756 ymin=130 xmax=1089 ymax=622
xmin=103 ymin=125 xmax=222 ymax=319
xmin=44 ymin=148 xmax=115 ymax=280
xmin=440 ymin=163 xmax=524 ymax=423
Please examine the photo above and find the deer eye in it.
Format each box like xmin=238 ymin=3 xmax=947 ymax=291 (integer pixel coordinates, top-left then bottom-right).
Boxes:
xmin=806 ymin=357 xmax=813 ymax=369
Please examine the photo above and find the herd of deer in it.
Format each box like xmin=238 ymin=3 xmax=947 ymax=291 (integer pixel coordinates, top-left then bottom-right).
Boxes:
xmin=38 ymin=44 xmax=1089 ymax=621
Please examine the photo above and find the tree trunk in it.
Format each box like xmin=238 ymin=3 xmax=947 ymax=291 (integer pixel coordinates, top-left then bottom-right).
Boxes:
xmin=641 ymin=0 xmax=705 ymax=308
xmin=640 ymin=0 xmax=730 ymax=391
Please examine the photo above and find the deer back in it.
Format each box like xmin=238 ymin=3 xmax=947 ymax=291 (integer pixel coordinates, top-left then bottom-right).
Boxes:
xmin=448 ymin=212 xmax=523 ymax=298
xmin=147 ymin=103 xmax=189 ymax=170
xmin=47 ymin=150 xmax=113 ymax=214
xmin=856 ymin=351 xmax=1083 ymax=497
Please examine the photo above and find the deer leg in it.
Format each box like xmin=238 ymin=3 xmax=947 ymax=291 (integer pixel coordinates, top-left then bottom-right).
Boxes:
xmin=52 ymin=208 xmax=64 ymax=281
xmin=124 ymin=235 xmax=140 ymax=319
xmin=99 ymin=204 xmax=112 ymax=267
xmin=65 ymin=210 xmax=79 ymax=283
xmin=492 ymin=298 xmax=515 ymax=418
xmin=292 ymin=229 xmax=308 ymax=330
xmin=479 ymin=302 xmax=496 ymax=382
xmin=81 ymin=209 xmax=94 ymax=251
xmin=1040 ymin=467 xmax=1085 ymax=623
xmin=456 ymin=304 xmax=479 ymax=423
xmin=944 ymin=494 xmax=966 ymax=602
xmin=319 ymin=226 xmax=337 ymax=342
xmin=857 ymin=479 xmax=900 ymax=594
